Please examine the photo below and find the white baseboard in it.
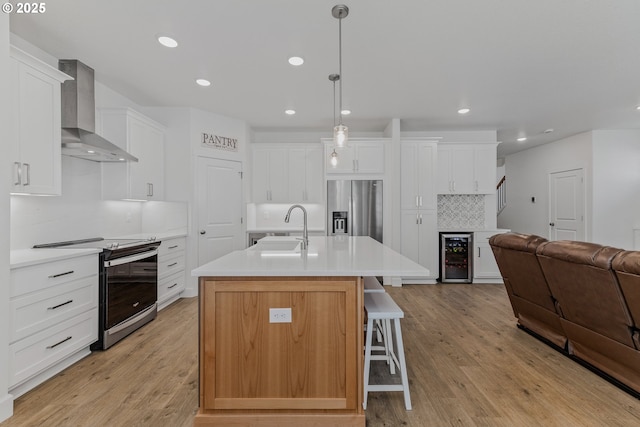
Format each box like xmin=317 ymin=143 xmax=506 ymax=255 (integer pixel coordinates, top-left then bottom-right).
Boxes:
xmin=0 ymin=392 xmax=14 ymax=423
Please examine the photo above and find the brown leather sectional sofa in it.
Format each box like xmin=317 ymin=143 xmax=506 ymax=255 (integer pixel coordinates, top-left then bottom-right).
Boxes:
xmin=490 ymin=232 xmax=640 ymax=395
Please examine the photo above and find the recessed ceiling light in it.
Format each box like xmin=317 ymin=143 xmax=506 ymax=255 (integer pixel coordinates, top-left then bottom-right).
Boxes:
xmin=517 ymin=137 xmax=527 ymax=142
xmin=288 ymin=56 xmax=304 ymax=66
xmin=285 ymin=109 xmax=296 ymax=115
xmin=458 ymin=108 xmax=470 ymax=114
xmin=196 ymin=79 xmax=211 ymax=87
xmin=157 ymin=35 xmax=178 ymax=48
xmin=341 ymin=109 xmax=351 ymax=115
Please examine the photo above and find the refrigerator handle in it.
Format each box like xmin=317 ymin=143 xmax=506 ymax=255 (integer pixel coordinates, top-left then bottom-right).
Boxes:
xmin=348 ymin=196 xmax=353 ymax=235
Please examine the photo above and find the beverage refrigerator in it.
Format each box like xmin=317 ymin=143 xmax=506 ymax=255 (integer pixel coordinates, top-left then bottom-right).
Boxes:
xmin=327 ymin=180 xmax=383 ymax=243
xmin=440 ymin=232 xmax=473 ymax=283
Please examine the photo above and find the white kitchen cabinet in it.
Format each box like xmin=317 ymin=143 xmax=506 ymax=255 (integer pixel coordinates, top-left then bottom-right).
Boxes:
xmin=100 ymin=108 xmax=166 ymax=201
xmin=158 ymin=237 xmax=186 ymax=310
xmin=473 ymin=230 xmax=507 ymax=282
xmin=9 ymin=253 xmax=98 ymax=397
xmin=401 ymin=141 xmax=437 ymax=211
xmin=325 ymin=141 xmax=385 ymax=174
xmin=9 ymin=46 xmax=71 ymax=196
xmin=288 ymin=147 xmax=323 ymax=203
xmin=400 ymin=210 xmax=438 ymax=279
xmin=437 ymin=143 xmax=497 ymax=194
xmin=252 ymin=147 xmax=288 ymax=202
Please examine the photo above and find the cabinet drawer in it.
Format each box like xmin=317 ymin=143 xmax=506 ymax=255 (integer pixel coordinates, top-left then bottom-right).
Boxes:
xmin=158 ymin=253 xmax=185 ymax=277
xmin=159 ymin=238 xmax=186 ymax=257
xmin=10 ymin=275 xmax=98 ymax=342
xmin=11 ymin=255 xmax=97 ymax=297
xmin=159 ymin=270 xmax=185 ymax=301
xmin=9 ymin=309 xmax=98 ymax=387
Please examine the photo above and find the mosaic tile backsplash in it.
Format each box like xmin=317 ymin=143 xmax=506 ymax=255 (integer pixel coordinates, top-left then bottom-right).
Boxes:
xmin=438 ymin=194 xmax=485 ymax=229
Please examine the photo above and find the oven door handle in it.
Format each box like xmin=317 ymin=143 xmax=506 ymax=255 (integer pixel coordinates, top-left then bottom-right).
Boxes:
xmin=104 ymin=249 xmax=159 ymax=268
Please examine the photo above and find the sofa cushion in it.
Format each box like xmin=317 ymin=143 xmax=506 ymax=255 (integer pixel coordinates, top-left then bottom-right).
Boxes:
xmin=612 ymin=251 xmax=640 ymax=328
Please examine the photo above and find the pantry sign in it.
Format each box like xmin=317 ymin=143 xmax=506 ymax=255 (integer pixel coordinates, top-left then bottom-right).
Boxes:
xmin=201 ymin=132 xmax=238 ymax=152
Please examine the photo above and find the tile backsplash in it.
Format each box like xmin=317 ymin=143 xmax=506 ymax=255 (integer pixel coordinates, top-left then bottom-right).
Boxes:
xmin=438 ymin=194 xmax=485 ymax=229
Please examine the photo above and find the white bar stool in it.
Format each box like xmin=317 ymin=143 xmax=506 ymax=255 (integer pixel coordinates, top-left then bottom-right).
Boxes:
xmin=363 ymin=276 xmax=386 ymax=344
xmin=363 ymin=292 xmax=411 ymax=410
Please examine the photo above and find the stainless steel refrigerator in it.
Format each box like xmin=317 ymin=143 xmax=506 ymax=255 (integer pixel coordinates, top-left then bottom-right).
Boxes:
xmin=327 ymin=180 xmax=383 ymax=243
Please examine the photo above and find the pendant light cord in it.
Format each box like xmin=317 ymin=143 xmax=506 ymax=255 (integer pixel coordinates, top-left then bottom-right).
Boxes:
xmin=338 ymin=16 xmax=343 ymax=126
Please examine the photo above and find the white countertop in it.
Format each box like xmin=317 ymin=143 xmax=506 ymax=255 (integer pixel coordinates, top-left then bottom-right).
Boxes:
xmin=192 ymin=236 xmax=430 ymax=277
xmin=10 ymin=248 xmax=101 ymax=269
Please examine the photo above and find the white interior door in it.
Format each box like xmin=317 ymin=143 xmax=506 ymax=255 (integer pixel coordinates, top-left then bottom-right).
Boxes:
xmin=197 ymin=157 xmax=243 ymax=266
xmin=549 ymin=168 xmax=585 ymax=241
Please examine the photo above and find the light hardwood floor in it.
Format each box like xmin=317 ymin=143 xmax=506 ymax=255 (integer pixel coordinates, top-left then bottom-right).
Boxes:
xmin=2 ymin=284 xmax=640 ymax=427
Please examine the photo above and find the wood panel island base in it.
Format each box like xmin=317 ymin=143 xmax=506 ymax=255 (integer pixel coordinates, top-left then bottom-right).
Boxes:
xmin=196 ymin=276 xmax=364 ymax=427
xmin=191 ymin=236 xmax=430 ymax=426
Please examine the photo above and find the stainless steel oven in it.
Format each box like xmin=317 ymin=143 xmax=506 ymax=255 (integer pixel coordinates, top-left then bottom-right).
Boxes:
xmin=34 ymin=237 xmax=160 ymax=350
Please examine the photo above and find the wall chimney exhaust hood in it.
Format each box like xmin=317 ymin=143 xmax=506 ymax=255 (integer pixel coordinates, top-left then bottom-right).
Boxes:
xmin=59 ymin=59 xmax=137 ymax=162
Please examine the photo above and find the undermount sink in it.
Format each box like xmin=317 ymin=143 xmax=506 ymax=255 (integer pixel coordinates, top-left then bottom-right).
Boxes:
xmin=252 ymin=238 xmax=302 ymax=256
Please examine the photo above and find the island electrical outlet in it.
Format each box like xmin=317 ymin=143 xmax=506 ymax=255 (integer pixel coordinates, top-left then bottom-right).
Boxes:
xmin=269 ymin=308 xmax=292 ymax=323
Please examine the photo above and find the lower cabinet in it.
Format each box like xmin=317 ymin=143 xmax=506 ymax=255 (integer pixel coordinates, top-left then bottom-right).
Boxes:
xmin=8 ymin=253 xmax=99 ymax=397
xmin=400 ymin=210 xmax=438 ymax=281
xmin=473 ymin=230 xmax=507 ymax=283
xmin=158 ymin=237 xmax=186 ymax=310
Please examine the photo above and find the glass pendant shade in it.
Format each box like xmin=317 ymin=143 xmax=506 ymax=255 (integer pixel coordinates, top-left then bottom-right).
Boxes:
xmin=330 ymin=149 xmax=339 ymax=167
xmin=333 ymin=124 xmax=348 ymax=147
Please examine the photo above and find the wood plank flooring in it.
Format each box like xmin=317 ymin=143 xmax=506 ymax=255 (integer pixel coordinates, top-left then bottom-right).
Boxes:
xmin=2 ymin=284 xmax=640 ymax=427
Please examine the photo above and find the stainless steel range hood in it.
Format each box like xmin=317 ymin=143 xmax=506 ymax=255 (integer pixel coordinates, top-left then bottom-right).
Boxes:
xmin=59 ymin=60 xmax=137 ymax=162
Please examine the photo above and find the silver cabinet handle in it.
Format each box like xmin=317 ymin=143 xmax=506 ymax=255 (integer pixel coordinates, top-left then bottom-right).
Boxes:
xmin=419 ymin=214 xmax=423 ymax=225
xmin=452 ymin=181 xmax=456 ymax=192
xmin=419 ymin=196 xmax=423 ymax=207
xmin=475 ymin=180 xmax=479 ymax=192
xmin=416 ymin=213 xmax=419 ymax=224
xmin=13 ymin=162 xmax=21 ymax=186
xmin=23 ymin=163 xmax=30 ymax=186
xmin=48 ymin=299 xmax=73 ymax=310
xmin=167 ymin=262 xmax=178 ymax=268
xmin=478 ymin=247 xmax=481 ymax=257
xmin=200 ymin=230 xmax=206 ymax=235
xmin=415 ymin=195 xmax=419 ymax=207
xmin=48 ymin=270 xmax=74 ymax=279
xmin=168 ymin=245 xmax=179 ymax=249
xmin=47 ymin=336 xmax=72 ymax=349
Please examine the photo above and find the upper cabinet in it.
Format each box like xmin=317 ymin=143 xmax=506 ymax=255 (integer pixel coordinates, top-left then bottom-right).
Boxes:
xmin=9 ymin=47 xmax=71 ymax=196
xmin=325 ymin=141 xmax=385 ymax=174
xmin=400 ymin=141 xmax=437 ymax=211
xmin=437 ymin=143 xmax=498 ymax=194
xmin=100 ymin=108 xmax=166 ymax=201
xmin=252 ymin=144 xmax=323 ymax=203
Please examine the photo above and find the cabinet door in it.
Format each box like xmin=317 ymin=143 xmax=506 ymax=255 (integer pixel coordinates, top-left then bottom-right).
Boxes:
xmin=417 ymin=144 xmax=438 ymax=210
xmin=126 ymin=116 xmax=165 ymax=201
xmin=355 ymin=143 xmax=385 ymax=173
xmin=252 ymin=149 xmax=271 ymax=202
xmin=267 ymin=149 xmax=288 ymax=202
xmin=450 ymin=147 xmax=474 ymax=193
xmin=474 ymin=231 xmax=503 ymax=279
xmin=401 ymin=210 xmax=421 ymax=264
xmin=326 ymin=145 xmax=356 ymax=173
xmin=436 ymin=147 xmax=453 ymax=194
xmin=14 ymin=61 xmax=62 ymax=195
xmin=401 ymin=144 xmax=420 ymax=210
xmin=304 ymin=147 xmax=323 ymax=202
xmin=288 ymin=149 xmax=307 ymax=202
xmin=418 ymin=211 xmax=438 ymax=277
xmin=474 ymin=146 xmax=496 ymax=193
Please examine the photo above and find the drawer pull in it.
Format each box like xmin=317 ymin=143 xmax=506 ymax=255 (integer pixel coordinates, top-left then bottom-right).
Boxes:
xmin=167 ymin=262 xmax=178 ymax=267
xmin=47 ymin=336 xmax=72 ymax=349
xmin=48 ymin=270 xmax=74 ymax=279
xmin=168 ymin=283 xmax=179 ymax=289
xmin=168 ymin=245 xmax=179 ymax=249
xmin=48 ymin=300 xmax=73 ymax=310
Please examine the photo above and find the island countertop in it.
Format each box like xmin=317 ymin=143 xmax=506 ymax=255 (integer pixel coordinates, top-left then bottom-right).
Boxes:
xmin=192 ymin=236 xmax=430 ymax=277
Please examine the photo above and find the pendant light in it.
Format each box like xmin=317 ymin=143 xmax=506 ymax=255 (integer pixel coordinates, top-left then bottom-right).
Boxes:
xmin=329 ymin=73 xmax=340 ymax=167
xmin=332 ymin=4 xmax=349 ymax=148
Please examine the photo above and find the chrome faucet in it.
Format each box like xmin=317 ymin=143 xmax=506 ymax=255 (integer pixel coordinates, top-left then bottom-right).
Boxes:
xmin=284 ymin=204 xmax=308 ymax=250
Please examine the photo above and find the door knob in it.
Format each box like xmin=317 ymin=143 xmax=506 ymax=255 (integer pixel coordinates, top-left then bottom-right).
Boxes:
xmin=549 ymin=223 xmax=555 ymax=227
xmin=200 ymin=230 xmax=206 ymax=235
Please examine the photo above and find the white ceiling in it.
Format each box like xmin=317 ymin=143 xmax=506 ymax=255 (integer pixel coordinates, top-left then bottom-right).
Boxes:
xmin=10 ymin=0 xmax=640 ymax=156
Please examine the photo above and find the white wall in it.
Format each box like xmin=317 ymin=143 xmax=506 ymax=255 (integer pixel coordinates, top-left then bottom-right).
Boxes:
xmin=591 ymin=130 xmax=640 ymax=248
xmin=498 ymin=132 xmax=593 ymax=238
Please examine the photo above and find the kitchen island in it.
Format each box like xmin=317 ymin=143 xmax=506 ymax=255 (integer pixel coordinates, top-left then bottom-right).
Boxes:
xmin=191 ymin=236 xmax=429 ymax=427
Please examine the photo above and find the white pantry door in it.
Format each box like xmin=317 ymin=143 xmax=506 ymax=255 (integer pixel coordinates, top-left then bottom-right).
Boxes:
xmin=197 ymin=157 xmax=243 ymax=266
xmin=549 ymin=168 xmax=585 ymax=241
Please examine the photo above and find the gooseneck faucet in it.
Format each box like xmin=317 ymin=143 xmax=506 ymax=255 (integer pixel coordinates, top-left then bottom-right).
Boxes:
xmin=284 ymin=204 xmax=308 ymax=250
